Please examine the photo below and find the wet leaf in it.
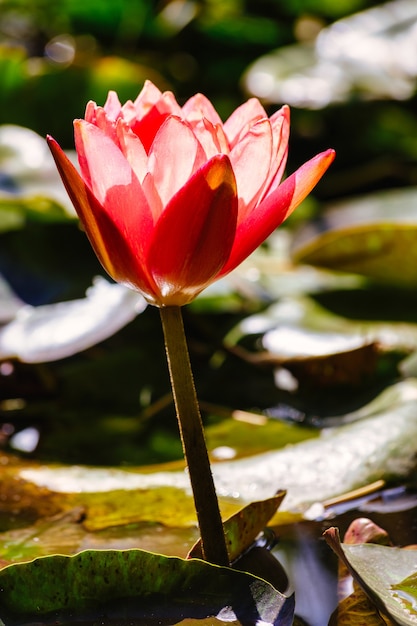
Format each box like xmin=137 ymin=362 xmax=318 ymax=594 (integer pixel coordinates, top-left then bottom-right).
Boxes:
xmin=0 ymin=549 xmax=294 ymax=626
xmin=292 ymin=188 xmax=417 ymax=286
xmin=0 ymin=124 xmax=75 ymax=218
xmin=0 ymin=276 xmax=146 ymax=362
xmin=16 ymin=379 xmax=417 ymax=516
xmin=244 ymin=1 xmax=417 ymax=108
xmin=325 ymin=527 xmax=417 ymax=625
xmin=233 ymin=294 xmax=417 ymax=356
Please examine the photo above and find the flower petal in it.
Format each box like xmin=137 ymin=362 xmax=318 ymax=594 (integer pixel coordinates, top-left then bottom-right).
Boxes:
xmin=147 ymin=154 xmax=238 ymax=306
xmin=229 ymin=118 xmax=273 ymax=219
xmin=182 ymin=93 xmax=223 ymax=126
xmin=130 ymin=82 xmax=183 ymax=152
xmin=148 ymin=116 xmax=206 ymax=209
xmin=74 ymin=121 xmax=156 ymax=279
xmin=260 ymin=105 xmax=290 ymax=200
xmin=116 ymin=119 xmax=148 ymax=184
xmin=47 ymin=135 xmax=158 ymax=301
xmin=103 ymin=90 xmax=122 ymax=121
xmin=223 ymin=98 xmax=267 ymax=148
xmin=219 ymin=149 xmax=336 ymax=276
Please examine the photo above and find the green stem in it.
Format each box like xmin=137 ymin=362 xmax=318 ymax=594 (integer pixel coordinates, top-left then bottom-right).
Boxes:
xmin=160 ymin=305 xmax=229 ymax=566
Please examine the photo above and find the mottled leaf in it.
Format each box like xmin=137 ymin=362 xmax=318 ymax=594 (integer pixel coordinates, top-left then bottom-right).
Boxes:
xmin=0 ymin=549 xmax=294 ymax=625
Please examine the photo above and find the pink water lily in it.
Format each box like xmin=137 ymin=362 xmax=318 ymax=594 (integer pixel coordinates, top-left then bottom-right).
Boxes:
xmin=48 ymin=80 xmax=335 ymax=306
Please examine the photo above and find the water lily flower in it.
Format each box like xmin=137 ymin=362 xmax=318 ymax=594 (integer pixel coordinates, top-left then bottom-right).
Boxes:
xmin=47 ymin=80 xmax=335 ymax=307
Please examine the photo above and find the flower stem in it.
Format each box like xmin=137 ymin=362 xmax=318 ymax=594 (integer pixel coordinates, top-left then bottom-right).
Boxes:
xmin=160 ymin=305 xmax=229 ymax=566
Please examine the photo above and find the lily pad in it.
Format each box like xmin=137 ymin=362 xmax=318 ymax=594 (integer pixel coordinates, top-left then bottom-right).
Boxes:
xmin=0 ymin=548 xmax=294 ymax=625
xmin=325 ymin=527 xmax=417 ymax=625
xmin=244 ymin=0 xmax=417 ymax=108
xmin=292 ymin=188 xmax=417 ymax=286
xmin=0 ymin=276 xmax=146 ymax=362
xmin=17 ymin=379 xmax=417 ymax=515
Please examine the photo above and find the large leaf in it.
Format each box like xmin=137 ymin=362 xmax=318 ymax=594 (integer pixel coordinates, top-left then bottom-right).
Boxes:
xmin=17 ymin=379 xmax=417 ymax=515
xmin=0 ymin=549 xmax=294 ymax=625
xmin=0 ymin=124 xmax=76 ymax=219
xmin=244 ymin=0 xmax=417 ymax=108
xmin=292 ymin=188 xmax=417 ymax=286
xmin=0 ymin=276 xmax=146 ymax=362
xmin=325 ymin=527 xmax=417 ymax=625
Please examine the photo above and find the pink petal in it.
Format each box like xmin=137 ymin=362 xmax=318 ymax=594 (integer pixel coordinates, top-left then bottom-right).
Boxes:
xmin=187 ymin=118 xmax=229 ymax=160
xmin=103 ymin=90 xmax=122 ymax=121
xmin=147 ymin=154 xmax=238 ymax=306
xmin=260 ymin=105 xmax=290 ymax=199
xmin=74 ymin=120 xmax=154 ymax=267
xmin=85 ymin=100 xmax=98 ymax=124
xmin=133 ymin=80 xmax=164 ymax=112
xmin=223 ymin=98 xmax=267 ymax=148
xmin=116 ymin=119 xmax=148 ymax=184
xmin=219 ymin=149 xmax=336 ymax=276
xmin=229 ymin=118 xmax=273 ymax=220
xmin=47 ymin=135 xmax=158 ymax=300
xmin=182 ymin=93 xmax=223 ymax=126
xmin=130 ymin=82 xmax=183 ymax=152
xmin=148 ymin=116 xmax=206 ymax=208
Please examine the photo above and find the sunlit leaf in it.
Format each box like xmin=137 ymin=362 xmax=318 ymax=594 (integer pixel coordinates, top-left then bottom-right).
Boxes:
xmin=325 ymin=527 xmax=417 ymax=626
xmin=244 ymin=0 xmax=417 ymax=108
xmin=230 ymin=293 xmax=417 ymax=355
xmin=0 ymin=125 xmax=76 ymax=217
xmin=0 ymin=276 xmax=146 ymax=362
xmin=16 ymin=379 xmax=417 ymax=516
xmin=292 ymin=188 xmax=417 ymax=286
xmin=0 ymin=549 xmax=294 ymax=625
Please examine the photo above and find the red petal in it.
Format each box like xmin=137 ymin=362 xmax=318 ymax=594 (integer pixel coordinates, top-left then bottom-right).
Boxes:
xmin=148 ymin=116 xmax=206 ymax=210
xmin=47 ymin=135 xmax=158 ymax=301
xmin=147 ymin=154 xmax=238 ymax=305
xmin=219 ymin=149 xmax=336 ymax=276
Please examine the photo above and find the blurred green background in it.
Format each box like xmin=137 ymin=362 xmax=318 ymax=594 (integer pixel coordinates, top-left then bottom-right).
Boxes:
xmin=2 ymin=0 xmax=416 ymax=196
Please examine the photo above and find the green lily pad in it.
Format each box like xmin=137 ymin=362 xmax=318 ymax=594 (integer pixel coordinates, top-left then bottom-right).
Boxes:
xmin=324 ymin=527 xmax=417 ymax=625
xmin=16 ymin=379 xmax=417 ymax=516
xmin=292 ymin=188 xmax=417 ymax=287
xmin=0 ymin=549 xmax=294 ymax=625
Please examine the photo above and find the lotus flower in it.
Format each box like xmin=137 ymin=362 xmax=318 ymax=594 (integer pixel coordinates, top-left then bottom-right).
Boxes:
xmin=47 ymin=80 xmax=334 ymax=306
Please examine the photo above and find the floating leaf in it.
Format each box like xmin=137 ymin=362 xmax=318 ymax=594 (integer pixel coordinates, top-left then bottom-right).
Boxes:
xmin=232 ymin=294 xmax=417 ymax=356
xmin=325 ymin=527 xmax=417 ymax=625
xmin=292 ymin=188 xmax=417 ymax=286
xmin=0 ymin=276 xmax=146 ymax=362
xmin=17 ymin=379 xmax=417 ymax=516
xmin=0 ymin=124 xmax=76 ymax=217
xmin=0 ymin=549 xmax=294 ymax=625
xmin=244 ymin=0 xmax=417 ymax=108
